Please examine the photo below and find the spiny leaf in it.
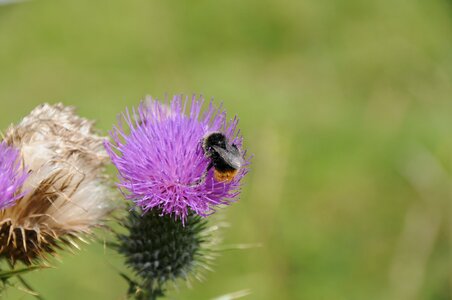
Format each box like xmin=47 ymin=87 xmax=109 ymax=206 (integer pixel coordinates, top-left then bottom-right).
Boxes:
xmin=0 ymin=265 xmax=48 ymax=280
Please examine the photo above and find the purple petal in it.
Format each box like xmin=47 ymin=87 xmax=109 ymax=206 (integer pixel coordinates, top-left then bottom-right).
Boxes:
xmin=0 ymin=142 xmax=28 ymax=210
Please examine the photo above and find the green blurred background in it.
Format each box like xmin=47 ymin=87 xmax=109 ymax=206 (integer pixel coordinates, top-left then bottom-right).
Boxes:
xmin=0 ymin=0 xmax=451 ymax=299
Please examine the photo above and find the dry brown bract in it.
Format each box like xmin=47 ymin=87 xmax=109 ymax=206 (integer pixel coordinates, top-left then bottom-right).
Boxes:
xmin=0 ymin=103 xmax=113 ymax=264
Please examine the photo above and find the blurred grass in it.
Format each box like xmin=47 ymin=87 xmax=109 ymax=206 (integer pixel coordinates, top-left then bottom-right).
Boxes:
xmin=0 ymin=0 xmax=451 ymax=299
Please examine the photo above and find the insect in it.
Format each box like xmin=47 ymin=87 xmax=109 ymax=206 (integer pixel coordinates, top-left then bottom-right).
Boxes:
xmin=202 ymin=132 xmax=244 ymax=182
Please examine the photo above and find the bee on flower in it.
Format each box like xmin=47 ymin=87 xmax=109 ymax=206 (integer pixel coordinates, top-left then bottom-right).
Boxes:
xmin=105 ymin=95 xmax=249 ymax=222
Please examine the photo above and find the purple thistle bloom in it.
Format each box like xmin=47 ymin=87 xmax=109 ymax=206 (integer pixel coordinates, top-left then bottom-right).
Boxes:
xmin=105 ymin=95 xmax=249 ymax=222
xmin=0 ymin=142 xmax=28 ymax=210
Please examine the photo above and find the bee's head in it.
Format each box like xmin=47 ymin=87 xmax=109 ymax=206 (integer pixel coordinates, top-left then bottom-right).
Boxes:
xmin=203 ymin=132 xmax=227 ymax=150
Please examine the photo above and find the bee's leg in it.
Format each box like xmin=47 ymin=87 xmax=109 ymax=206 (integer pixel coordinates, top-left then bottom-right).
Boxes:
xmin=191 ymin=162 xmax=213 ymax=187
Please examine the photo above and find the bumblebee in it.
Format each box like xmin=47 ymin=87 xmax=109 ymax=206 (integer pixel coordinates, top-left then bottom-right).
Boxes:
xmin=202 ymin=132 xmax=244 ymax=182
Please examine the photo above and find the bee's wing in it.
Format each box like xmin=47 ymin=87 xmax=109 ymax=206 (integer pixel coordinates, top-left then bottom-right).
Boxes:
xmin=212 ymin=145 xmax=244 ymax=169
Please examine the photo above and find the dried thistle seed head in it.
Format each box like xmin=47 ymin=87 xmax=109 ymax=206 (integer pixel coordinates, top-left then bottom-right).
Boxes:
xmin=117 ymin=209 xmax=217 ymax=297
xmin=0 ymin=103 xmax=114 ymax=264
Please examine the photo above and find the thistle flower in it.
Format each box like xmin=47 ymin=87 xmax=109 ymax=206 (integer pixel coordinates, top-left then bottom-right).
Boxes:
xmin=0 ymin=142 xmax=28 ymax=210
xmin=0 ymin=103 xmax=113 ymax=264
xmin=116 ymin=209 xmax=217 ymax=299
xmin=105 ymin=95 xmax=249 ymax=222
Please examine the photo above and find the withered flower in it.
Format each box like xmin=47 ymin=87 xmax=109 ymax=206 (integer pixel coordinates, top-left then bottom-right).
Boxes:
xmin=0 ymin=104 xmax=113 ymax=264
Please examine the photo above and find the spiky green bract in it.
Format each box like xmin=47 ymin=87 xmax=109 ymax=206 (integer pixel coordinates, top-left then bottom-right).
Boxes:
xmin=117 ymin=209 xmax=210 ymax=299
